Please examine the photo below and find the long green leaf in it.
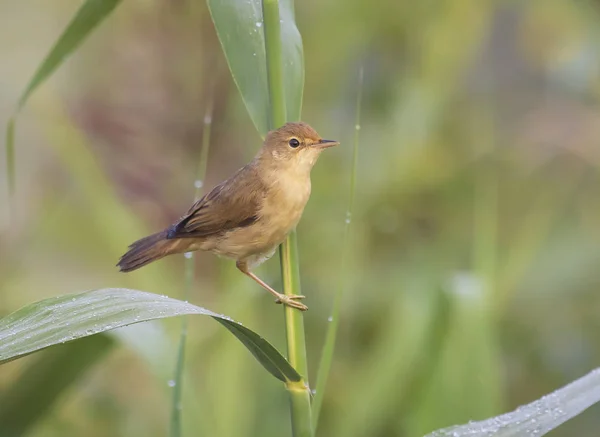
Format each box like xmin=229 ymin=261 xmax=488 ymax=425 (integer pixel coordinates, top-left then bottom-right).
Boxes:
xmin=0 ymin=288 xmax=301 ymax=383
xmin=17 ymin=0 xmax=122 ymax=111
xmin=206 ymin=0 xmax=304 ymax=136
xmin=426 ymin=368 xmax=600 ymax=437
xmin=0 ymin=335 xmax=114 ymax=437
xmin=5 ymin=0 xmax=122 ymax=220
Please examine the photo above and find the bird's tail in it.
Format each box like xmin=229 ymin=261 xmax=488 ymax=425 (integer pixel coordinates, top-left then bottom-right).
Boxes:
xmin=117 ymin=230 xmax=186 ymax=272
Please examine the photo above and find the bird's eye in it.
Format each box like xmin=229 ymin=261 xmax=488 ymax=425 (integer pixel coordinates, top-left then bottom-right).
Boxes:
xmin=288 ymin=138 xmax=300 ymax=148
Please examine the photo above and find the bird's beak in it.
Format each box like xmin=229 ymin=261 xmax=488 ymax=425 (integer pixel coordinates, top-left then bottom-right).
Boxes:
xmin=313 ymin=139 xmax=340 ymax=149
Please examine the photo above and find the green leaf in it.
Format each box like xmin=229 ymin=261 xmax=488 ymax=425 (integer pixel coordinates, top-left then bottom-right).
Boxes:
xmin=214 ymin=318 xmax=302 ymax=384
xmin=5 ymin=117 xmax=15 ymax=222
xmin=16 ymin=0 xmax=122 ymax=111
xmin=0 ymin=335 xmax=114 ymax=437
xmin=206 ymin=0 xmax=304 ymax=136
xmin=425 ymin=368 xmax=600 ymax=437
xmin=5 ymin=0 xmax=122 ymax=220
xmin=0 ymin=288 xmax=301 ymax=383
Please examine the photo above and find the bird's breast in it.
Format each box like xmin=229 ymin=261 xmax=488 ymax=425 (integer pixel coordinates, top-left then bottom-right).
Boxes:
xmin=235 ymin=173 xmax=311 ymax=256
xmin=262 ymin=172 xmax=311 ymax=230
xmin=205 ymin=174 xmax=311 ymax=264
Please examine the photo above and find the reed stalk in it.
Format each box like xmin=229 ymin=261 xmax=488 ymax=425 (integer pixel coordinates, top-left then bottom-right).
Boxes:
xmin=262 ymin=0 xmax=312 ymax=435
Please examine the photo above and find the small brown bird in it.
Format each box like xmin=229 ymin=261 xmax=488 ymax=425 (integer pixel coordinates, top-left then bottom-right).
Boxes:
xmin=117 ymin=122 xmax=339 ymax=311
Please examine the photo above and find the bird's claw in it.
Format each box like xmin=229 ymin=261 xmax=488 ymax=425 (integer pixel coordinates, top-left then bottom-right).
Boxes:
xmin=275 ymin=294 xmax=308 ymax=311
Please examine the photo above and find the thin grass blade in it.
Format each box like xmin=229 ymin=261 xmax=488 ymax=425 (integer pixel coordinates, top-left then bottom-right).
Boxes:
xmin=0 ymin=288 xmax=300 ymax=383
xmin=5 ymin=117 xmax=15 ymax=223
xmin=312 ymin=67 xmax=364 ymax=428
xmin=16 ymin=0 xmax=122 ymax=111
xmin=170 ymin=295 xmax=188 ymax=437
xmin=426 ymin=368 xmax=600 ymax=437
xmin=5 ymin=0 xmax=122 ymax=223
xmin=170 ymin=94 xmax=216 ymax=437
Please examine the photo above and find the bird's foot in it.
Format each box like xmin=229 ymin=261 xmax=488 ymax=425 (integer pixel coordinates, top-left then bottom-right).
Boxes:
xmin=275 ymin=294 xmax=308 ymax=311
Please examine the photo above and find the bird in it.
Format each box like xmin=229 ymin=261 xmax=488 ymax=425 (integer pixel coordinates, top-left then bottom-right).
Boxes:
xmin=117 ymin=122 xmax=339 ymax=311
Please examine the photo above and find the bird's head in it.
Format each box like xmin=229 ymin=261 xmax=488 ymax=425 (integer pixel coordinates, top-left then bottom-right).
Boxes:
xmin=259 ymin=122 xmax=339 ymax=173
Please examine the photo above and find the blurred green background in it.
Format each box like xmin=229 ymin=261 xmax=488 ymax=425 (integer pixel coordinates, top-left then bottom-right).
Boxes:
xmin=2 ymin=0 xmax=600 ymax=436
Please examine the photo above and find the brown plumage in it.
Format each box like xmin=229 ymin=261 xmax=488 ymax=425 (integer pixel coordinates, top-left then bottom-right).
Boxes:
xmin=117 ymin=122 xmax=339 ymax=310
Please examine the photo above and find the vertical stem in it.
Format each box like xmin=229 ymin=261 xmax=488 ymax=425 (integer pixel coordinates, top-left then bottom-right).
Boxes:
xmin=312 ymin=67 xmax=363 ymax=429
xmin=262 ymin=0 xmax=312 ymax=435
xmin=170 ymin=94 xmax=215 ymax=437
xmin=6 ymin=117 xmax=16 ymax=225
xmin=279 ymin=236 xmax=309 ymax=377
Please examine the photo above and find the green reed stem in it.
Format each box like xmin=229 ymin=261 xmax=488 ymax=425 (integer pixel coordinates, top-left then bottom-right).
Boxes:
xmin=262 ymin=0 xmax=312 ymax=435
xmin=312 ymin=68 xmax=363 ymax=430
xmin=5 ymin=117 xmax=15 ymax=225
xmin=170 ymin=95 xmax=215 ymax=437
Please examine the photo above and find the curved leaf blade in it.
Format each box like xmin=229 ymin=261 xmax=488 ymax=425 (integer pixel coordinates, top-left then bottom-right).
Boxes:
xmin=16 ymin=0 xmax=122 ymax=111
xmin=426 ymin=368 xmax=600 ymax=437
xmin=5 ymin=0 xmax=122 ymax=220
xmin=0 ymin=288 xmax=301 ymax=383
xmin=206 ymin=0 xmax=304 ymax=136
xmin=214 ymin=318 xmax=301 ymax=386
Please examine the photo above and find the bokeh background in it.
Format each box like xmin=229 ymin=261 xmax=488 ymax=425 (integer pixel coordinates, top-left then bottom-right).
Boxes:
xmin=2 ymin=0 xmax=600 ymax=436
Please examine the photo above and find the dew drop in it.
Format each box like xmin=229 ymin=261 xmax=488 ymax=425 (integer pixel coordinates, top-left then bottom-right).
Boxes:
xmin=168 ymin=380 xmax=176 ymax=387
xmin=355 ymin=124 xmax=361 ymax=130
xmin=327 ymin=316 xmax=333 ymax=322
xmin=184 ymin=252 xmax=193 ymax=259
xmin=203 ymin=115 xmax=212 ymax=125
xmin=194 ymin=180 xmax=203 ymax=189
xmin=255 ymin=22 xmax=263 ymax=27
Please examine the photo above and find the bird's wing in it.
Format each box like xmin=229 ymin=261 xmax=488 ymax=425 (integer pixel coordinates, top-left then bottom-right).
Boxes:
xmin=167 ymin=164 xmax=264 ymax=239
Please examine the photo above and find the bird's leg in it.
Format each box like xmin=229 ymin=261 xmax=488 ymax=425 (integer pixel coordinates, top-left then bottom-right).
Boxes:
xmin=236 ymin=261 xmax=308 ymax=311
